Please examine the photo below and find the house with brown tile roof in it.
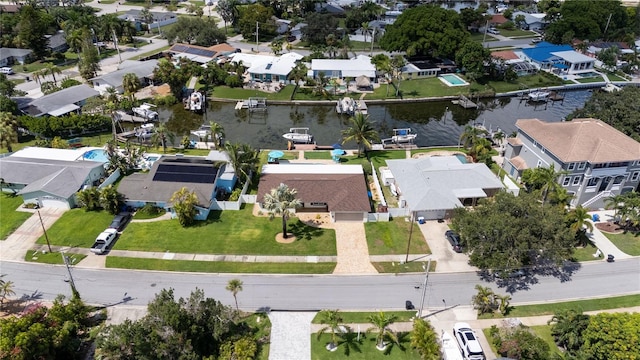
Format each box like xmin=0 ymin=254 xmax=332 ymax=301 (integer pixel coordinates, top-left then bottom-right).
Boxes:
xmin=502 ymin=118 xmax=640 ymax=209
xmin=256 ymin=164 xmax=371 ymax=222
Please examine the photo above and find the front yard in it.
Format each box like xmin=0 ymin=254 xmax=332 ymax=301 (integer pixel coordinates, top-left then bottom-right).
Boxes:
xmin=0 ymin=194 xmax=32 ymax=240
xmin=603 ymin=231 xmax=640 ymax=256
xmin=365 ymin=218 xmax=431 ymax=255
xmin=35 ymin=209 xmax=113 ymax=248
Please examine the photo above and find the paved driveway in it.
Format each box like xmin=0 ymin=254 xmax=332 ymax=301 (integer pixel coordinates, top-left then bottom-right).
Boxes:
xmin=417 ymin=220 xmax=477 ymax=273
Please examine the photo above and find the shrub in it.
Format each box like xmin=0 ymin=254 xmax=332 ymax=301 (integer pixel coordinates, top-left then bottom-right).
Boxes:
xmin=155 ymin=95 xmax=178 ymax=106
xmin=61 ymin=78 xmax=82 ymax=89
xmin=229 ymin=188 xmax=242 ymax=201
xmin=225 ymin=75 xmax=242 ymax=88
xmin=138 ymin=203 xmax=164 ymax=216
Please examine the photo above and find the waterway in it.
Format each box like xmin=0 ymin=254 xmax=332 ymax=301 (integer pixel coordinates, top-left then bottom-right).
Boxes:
xmin=157 ymin=90 xmax=593 ymax=150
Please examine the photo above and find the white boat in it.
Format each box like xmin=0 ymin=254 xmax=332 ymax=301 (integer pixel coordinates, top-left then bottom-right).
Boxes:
xmin=336 ymin=97 xmax=356 ymax=115
xmin=391 ymin=128 xmax=417 ymax=144
xmin=601 ymin=82 xmax=621 ymax=93
xmin=282 ymin=127 xmax=314 ymax=144
xmin=191 ymin=125 xmax=211 ymax=139
xmin=189 ymin=91 xmax=205 ymax=112
xmin=527 ymin=91 xmax=550 ymax=102
xmin=132 ymin=103 xmax=158 ymax=120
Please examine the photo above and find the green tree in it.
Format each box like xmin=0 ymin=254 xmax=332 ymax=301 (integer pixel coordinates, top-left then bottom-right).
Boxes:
xmin=548 ymin=309 xmax=591 ymax=355
xmin=367 ymin=311 xmax=398 ymax=351
xmin=170 ymin=187 xmax=198 ymax=227
xmin=262 ymin=183 xmax=302 ymax=239
xmin=456 ymin=41 xmax=491 ymax=81
xmin=0 ymin=74 xmax=18 ymax=97
xmin=371 ymin=54 xmax=391 ymax=96
xmin=163 ymin=16 xmax=226 ymax=46
xmin=76 ymin=187 xmax=101 ymax=211
xmin=459 ymin=125 xmax=488 ymax=149
xmin=238 ymin=3 xmax=276 ymax=41
xmin=216 ymin=0 xmax=240 ymax=32
xmin=410 ymin=318 xmax=439 ymax=360
xmin=43 ymin=62 xmax=62 ymax=84
xmin=122 ymin=72 xmax=140 ymax=102
xmin=16 ymin=5 xmax=49 ymax=58
xmin=225 ymin=278 xmax=243 ymax=311
xmin=99 ymin=185 xmax=124 ymax=215
xmin=317 ymin=309 xmax=345 ymax=351
xmin=380 ymin=6 xmax=469 ymax=58
xmin=0 ymin=95 xmax=18 ymax=116
xmin=390 ymin=55 xmax=406 ymax=97
xmin=153 ymin=58 xmax=195 ymax=99
xmin=287 ymin=62 xmax=308 ymax=94
xmin=209 ymin=120 xmax=225 ymax=148
xmin=341 ymin=113 xmax=380 ymax=157
xmin=151 ymin=123 xmax=176 ymax=153
xmin=498 ymin=326 xmax=550 ymax=360
xmin=580 ymin=312 xmax=640 ymax=360
xmin=521 ymin=164 xmax=567 ymax=204
xmin=302 ymin=12 xmax=339 ymax=45
xmin=0 ymin=111 xmax=19 ymax=153
xmin=544 ymin=0 xmax=629 ymax=43
xmin=472 ymin=284 xmax=496 ymax=315
xmin=270 ymin=38 xmax=284 ymax=55
xmin=0 ymin=275 xmax=15 ymax=310
xmin=219 ymin=336 xmax=258 ymax=360
xmin=566 ymin=205 xmax=593 ymax=246
xmin=221 ymin=142 xmax=260 ymax=186
xmin=139 ymin=8 xmax=154 ymax=33
xmin=79 ymin=31 xmax=101 ymax=80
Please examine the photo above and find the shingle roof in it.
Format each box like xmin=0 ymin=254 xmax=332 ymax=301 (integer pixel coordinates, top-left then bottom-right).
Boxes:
xmin=25 ymin=84 xmax=99 ymax=117
xmin=516 ymin=118 xmax=640 ymax=163
xmin=91 ymin=60 xmax=158 ymax=87
xmin=0 ymin=156 xmax=103 ymax=198
xmin=47 ymin=32 xmax=67 ymax=50
xmin=0 ymin=47 xmax=32 ymax=62
xmin=509 ymin=156 xmax=528 ymax=171
xmin=386 ymin=157 xmax=503 ymax=212
xmin=492 ymin=50 xmax=519 ymax=61
xmin=256 ymin=164 xmax=370 ymax=212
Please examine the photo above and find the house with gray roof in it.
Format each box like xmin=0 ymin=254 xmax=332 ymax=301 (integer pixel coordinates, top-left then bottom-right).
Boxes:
xmin=310 ymin=55 xmax=376 ymax=82
xmin=23 ymin=84 xmax=99 ymax=117
xmin=91 ymin=59 xmax=158 ymax=95
xmin=0 ymin=47 xmax=32 ymax=67
xmin=46 ymin=31 xmax=69 ymax=53
xmin=386 ymin=156 xmax=504 ymax=220
xmin=0 ymin=147 xmax=107 ymax=209
xmin=502 ymin=118 xmax=640 ymax=209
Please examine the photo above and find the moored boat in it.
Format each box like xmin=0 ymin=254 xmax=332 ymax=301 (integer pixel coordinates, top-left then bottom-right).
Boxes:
xmin=282 ymin=127 xmax=314 ymax=144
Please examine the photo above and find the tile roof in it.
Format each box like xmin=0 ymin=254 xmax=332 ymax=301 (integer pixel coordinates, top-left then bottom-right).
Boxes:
xmin=256 ymin=164 xmax=370 ymax=212
xmin=509 ymin=156 xmax=528 ymax=171
xmin=492 ymin=50 xmax=520 ymax=61
xmin=516 ymin=118 xmax=640 ymax=163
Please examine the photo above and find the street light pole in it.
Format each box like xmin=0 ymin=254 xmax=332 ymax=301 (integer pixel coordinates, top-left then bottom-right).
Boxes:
xmin=61 ymin=253 xmax=79 ymax=298
xmin=418 ymin=258 xmax=432 ymax=318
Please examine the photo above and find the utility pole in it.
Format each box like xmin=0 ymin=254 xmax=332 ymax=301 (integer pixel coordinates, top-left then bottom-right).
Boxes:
xmin=37 ymin=210 xmax=52 ymax=252
xmin=61 ymin=253 xmax=79 ymax=298
xmin=255 ymin=21 xmax=259 ymax=52
xmin=603 ymin=13 xmax=613 ymax=40
xmin=418 ymin=259 xmax=432 ymax=318
xmin=112 ymin=29 xmax=122 ymax=64
xmin=370 ymin=27 xmax=376 ymax=56
xmin=404 ymin=211 xmax=415 ymax=263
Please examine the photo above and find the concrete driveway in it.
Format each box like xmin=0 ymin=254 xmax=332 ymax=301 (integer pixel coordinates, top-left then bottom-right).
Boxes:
xmin=417 ymin=220 xmax=477 ymax=273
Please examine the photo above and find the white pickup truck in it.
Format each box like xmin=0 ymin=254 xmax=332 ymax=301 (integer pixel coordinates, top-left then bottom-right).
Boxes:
xmin=91 ymin=228 xmax=118 ymax=254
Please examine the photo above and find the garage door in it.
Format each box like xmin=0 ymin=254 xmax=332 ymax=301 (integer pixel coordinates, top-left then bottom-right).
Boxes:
xmin=41 ymin=196 xmax=70 ymax=209
xmin=416 ymin=210 xmax=446 ymax=220
xmin=333 ymin=212 xmax=364 ymax=222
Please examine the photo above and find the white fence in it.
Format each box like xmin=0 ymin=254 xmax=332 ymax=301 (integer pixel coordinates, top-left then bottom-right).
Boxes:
xmin=98 ymin=169 xmax=121 ymax=189
xmin=210 ymin=177 xmax=256 ymax=210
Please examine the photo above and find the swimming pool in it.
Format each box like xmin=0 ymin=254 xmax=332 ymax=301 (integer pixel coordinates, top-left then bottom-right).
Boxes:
xmin=439 ymin=74 xmax=469 ymax=87
xmin=83 ymin=149 xmax=109 ymax=163
xmin=577 ymin=71 xmax=600 ymax=78
xmin=455 ymin=153 xmax=468 ymax=163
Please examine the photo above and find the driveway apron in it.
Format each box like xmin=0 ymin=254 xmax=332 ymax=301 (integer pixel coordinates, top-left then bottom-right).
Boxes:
xmin=1 ymin=208 xmax=66 ymax=261
xmin=268 ymin=311 xmax=316 ymax=360
xmin=332 ymin=222 xmax=378 ymax=274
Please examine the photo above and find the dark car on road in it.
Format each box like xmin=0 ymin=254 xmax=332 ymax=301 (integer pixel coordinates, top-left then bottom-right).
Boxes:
xmin=445 ymin=230 xmax=463 ymax=253
xmin=109 ymin=213 xmax=131 ymax=231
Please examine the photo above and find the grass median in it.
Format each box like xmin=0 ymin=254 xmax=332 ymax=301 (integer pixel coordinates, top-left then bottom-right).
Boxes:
xmin=25 ymin=250 xmax=86 ymax=265
xmin=106 ymin=257 xmax=336 ymax=274
xmin=311 ymin=311 xmax=416 ymax=324
xmin=0 ymin=194 xmax=32 ymax=240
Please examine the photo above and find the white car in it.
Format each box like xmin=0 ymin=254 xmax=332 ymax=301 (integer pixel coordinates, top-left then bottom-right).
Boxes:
xmin=487 ymin=28 xmax=500 ymax=35
xmin=0 ymin=67 xmax=14 ymax=75
xmin=453 ymin=322 xmax=485 ymax=360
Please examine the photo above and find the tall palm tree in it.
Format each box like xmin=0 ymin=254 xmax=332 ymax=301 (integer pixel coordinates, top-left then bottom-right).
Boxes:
xmin=604 ymin=193 xmax=627 ymax=222
xmin=0 ymin=112 xmax=18 ymax=153
xmin=43 ymin=62 xmax=62 ymax=84
xmin=548 ymin=309 xmax=590 ymax=354
xmin=122 ymin=73 xmax=140 ymax=102
xmin=32 ymin=69 xmax=48 ymax=85
xmin=151 ymin=123 xmax=175 ymax=153
xmin=317 ymin=309 xmax=345 ymax=351
xmin=371 ymin=54 xmax=391 ymax=96
xmin=367 ymin=311 xmax=398 ymax=351
xmin=287 ymin=63 xmax=308 ymax=93
xmin=390 ymin=55 xmax=406 ymax=97
xmin=139 ymin=8 xmax=155 ymax=34
xmin=566 ymin=206 xmax=594 ymax=234
xmin=221 ymin=142 xmax=260 ymax=186
xmin=538 ymin=165 xmax=567 ymax=204
xmin=225 ymin=278 xmax=243 ymax=310
xmin=263 ymin=183 xmax=302 ymax=239
xmin=459 ymin=125 xmax=488 ymax=149
xmin=0 ymin=276 xmax=15 ymax=310
xmin=341 ymin=113 xmax=380 ymax=157
xmin=209 ymin=121 xmax=225 ymax=148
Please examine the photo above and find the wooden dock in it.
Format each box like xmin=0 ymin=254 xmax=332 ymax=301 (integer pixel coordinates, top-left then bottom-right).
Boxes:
xmin=452 ymin=95 xmax=477 ymax=109
xmin=114 ymin=111 xmax=149 ymax=124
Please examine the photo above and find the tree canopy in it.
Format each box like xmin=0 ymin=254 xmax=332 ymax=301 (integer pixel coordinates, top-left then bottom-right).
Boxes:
xmin=379 ymin=5 xmax=469 ymax=58
xmin=163 ymin=16 xmax=227 ymax=46
xmin=567 ymin=86 xmax=640 ymax=142
xmin=302 ymin=12 xmax=340 ymax=46
xmin=451 ymin=191 xmax=575 ymax=273
xmin=238 ymin=3 xmax=276 ymax=41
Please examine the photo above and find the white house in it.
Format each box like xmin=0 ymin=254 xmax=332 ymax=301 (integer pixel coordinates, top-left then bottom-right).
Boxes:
xmin=310 ymin=55 xmax=376 ymax=82
xmin=229 ymin=52 xmax=303 ymax=83
xmin=513 ymin=11 xmax=548 ymax=31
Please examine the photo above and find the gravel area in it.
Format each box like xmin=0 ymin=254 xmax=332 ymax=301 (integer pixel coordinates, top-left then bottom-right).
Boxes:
xmin=268 ymin=311 xmax=317 ymax=360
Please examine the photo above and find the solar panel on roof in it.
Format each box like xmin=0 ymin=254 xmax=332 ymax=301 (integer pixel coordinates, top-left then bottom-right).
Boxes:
xmin=152 ymin=163 xmax=218 ymax=183
xmin=185 ymin=47 xmax=216 ymax=58
xmin=172 ymin=44 xmax=189 ymax=53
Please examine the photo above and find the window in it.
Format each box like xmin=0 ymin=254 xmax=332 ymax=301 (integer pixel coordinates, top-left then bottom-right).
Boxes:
xmin=563 ymin=177 xmax=571 ymax=186
xmin=613 ymin=176 xmax=624 ymax=185
xmin=568 ymin=163 xmax=576 ymax=171
xmin=578 ymin=162 xmax=587 ymax=170
xmin=572 ymin=176 xmax=581 ymax=186
xmin=632 ymin=172 xmax=640 ymax=182
xmin=587 ymin=177 xmax=598 ymax=187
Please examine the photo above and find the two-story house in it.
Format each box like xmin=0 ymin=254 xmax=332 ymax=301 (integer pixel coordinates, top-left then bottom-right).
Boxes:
xmin=502 ymin=118 xmax=640 ymax=209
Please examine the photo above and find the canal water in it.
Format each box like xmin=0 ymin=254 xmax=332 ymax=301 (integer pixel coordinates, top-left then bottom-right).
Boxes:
xmin=158 ymin=90 xmax=592 ymax=150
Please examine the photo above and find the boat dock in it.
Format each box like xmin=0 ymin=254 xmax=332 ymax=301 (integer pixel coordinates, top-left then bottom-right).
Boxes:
xmin=452 ymin=95 xmax=477 ymax=109
xmin=114 ymin=111 xmax=150 ymax=124
xmin=235 ymin=97 xmax=267 ymax=112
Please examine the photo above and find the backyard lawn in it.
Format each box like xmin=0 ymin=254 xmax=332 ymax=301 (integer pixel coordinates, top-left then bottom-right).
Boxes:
xmin=0 ymin=194 xmax=32 ymax=240
xmin=485 ymin=73 xmax=565 ymax=93
xmin=365 ymin=218 xmax=430 ymax=255
xmin=4 ymin=131 xmax=114 ymax=154
xmin=210 ymin=84 xmax=295 ymax=101
xmin=311 ymin=333 xmax=420 ymax=360
xmin=366 ymin=77 xmax=469 ymax=100
xmin=35 ymin=209 xmax=113 ymax=248
xmin=603 ymin=231 xmax=640 ymax=256
xmin=575 ymin=76 xmax=604 ymax=83
xmin=114 ymin=206 xmax=337 ymax=255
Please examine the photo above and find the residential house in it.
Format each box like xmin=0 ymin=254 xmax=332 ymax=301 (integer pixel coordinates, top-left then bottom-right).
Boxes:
xmin=23 ymin=84 xmax=99 ymax=117
xmin=275 ymin=19 xmax=291 ymax=35
xmin=490 ymin=14 xmax=509 ymax=28
xmin=316 ymin=1 xmax=346 ymax=15
xmin=256 ymin=164 xmax=371 ymax=222
xmin=91 ymin=59 xmax=158 ymax=95
xmin=502 ymin=118 xmax=640 ymax=209
xmin=230 ymin=52 xmax=303 ymax=83
xmin=512 ymin=11 xmax=548 ymax=31
xmin=0 ymin=147 xmax=108 ymax=209
xmin=386 ymin=156 xmax=504 ymax=220
xmin=492 ymin=50 xmax=537 ymax=76
xmin=310 ymin=55 xmax=376 ymax=82
xmin=119 ymin=10 xmax=177 ymax=31
xmin=46 ymin=31 xmax=69 ymax=54
xmin=168 ymin=43 xmax=237 ymax=64
xmin=401 ymin=59 xmax=440 ymax=79
xmin=0 ymin=48 xmax=32 ymax=66
xmin=519 ymin=42 xmax=595 ymax=75
xmin=0 ymin=4 xmax=21 ymax=13
xmin=289 ymin=23 xmax=306 ymax=41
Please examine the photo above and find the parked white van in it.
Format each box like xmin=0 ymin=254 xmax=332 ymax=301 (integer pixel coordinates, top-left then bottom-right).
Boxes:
xmin=0 ymin=67 xmax=14 ymax=75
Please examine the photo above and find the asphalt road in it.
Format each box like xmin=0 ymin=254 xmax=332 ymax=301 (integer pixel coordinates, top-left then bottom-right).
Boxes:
xmin=2 ymin=259 xmax=638 ymax=311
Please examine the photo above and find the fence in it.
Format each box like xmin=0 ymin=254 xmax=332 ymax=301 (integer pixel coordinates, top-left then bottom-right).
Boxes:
xmin=98 ymin=168 xmax=121 ymax=189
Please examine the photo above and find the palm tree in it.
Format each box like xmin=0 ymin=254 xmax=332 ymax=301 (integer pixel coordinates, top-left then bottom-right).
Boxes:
xmin=0 ymin=112 xmax=18 ymax=153
xmin=151 ymin=123 xmax=175 ymax=153
xmin=209 ymin=121 xmax=225 ymax=148
xmin=225 ymin=278 xmax=243 ymax=310
xmin=410 ymin=318 xmax=439 ymax=360
xmin=605 ymin=193 xmax=627 ymax=222
xmin=122 ymin=73 xmax=140 ymax=102
xmin=548 ymin=309 xmax=590 ymax=354
xmin=0 ymin=276 xmax=15 ymax=310
xmin=567 ymin=206 xmax=593 ymax=234
xmin=538 ymin=165 xmax=567 ymax=204
xmin=43 ymin=62 xmax=62 ymax=84
xmin=287 ymin=63 xmax=308 ymax=93
xmin=471 ymin=285 xmax=496 ymax=315
xmin=139 ymin=8 xmax=155 ymax=34
xmin=341 ymin=113 xmax=380 ymax=157
xmin=367 ymin=311 xmax=398 ymax=351
xmin=317 ymin=309 xmax=345 ymax=351
xmin=492 ymin=130 xmax=506 ymax=145
xmin=221 ymin=142 xmax=260 ymax=186
xmin=99 ymin=185 xmax=124 ymax=215
xmin=76 ymin=187 xmax=101 ymax=211
xmin=32 ymin=69 xmax=48 ymax=85
xmin=390 ymin=55 xmax=406 ymax=97
xmin=459 ymin=125 xmax=488 ymax=149
xmin=494 ymin=293 xmax=512 ymax=315
xmin=371 ymin=54 xmax=391 ymax=96
xmin=263 ymin=183 xmax=302 ymax=239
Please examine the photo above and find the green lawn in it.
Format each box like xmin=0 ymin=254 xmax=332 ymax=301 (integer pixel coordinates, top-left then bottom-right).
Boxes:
xmin=486 ymin=73 xmax=565 ymax=93
xmin=365 ymin=218 xmax=431 ymax=255
xmin=210 ymin=84 xmax=295 ymax=101
xmin=411 ymin=148 xmax=466 ymax=156
xmin=106 ymin=257 xmax=336 ymax=274
xmin=372 ymin=261 xmax=436 ymax=273
xmin=0 ymin=194 xmax=32 ymax=240
xmin=575 ymin=76 xmax=604 ymax=83
xmin=132 ymin=45 xmax=171 ymax=60
xmin=115 ymin=206 xmax=337 ymax=255
xmin=570 ymin=243 xmax=601 ymax=262
xmin=603 ymin=231 xmax=640 ymax=256
xmin=486 ymin=294 xmax=640 ymax=318
xmin=5 ymin=131 xmax=114 ymax=154
xmin=304 ymin=151 xmax=333 ymax=160
xmin=498 ymin=29 xmax=537 ymax=38
xmin=311 ymin=311 xmax=416 ymax=324
xmin=312 ymin=333 xmax=420 ymax=360
xmin=469 ymin=33 xmax=498 ymax=42
xmin=25 ymin=250 xmax=86 ymax=265
xmin=35 ymin=209 xmax=113 ymax=248
xmin=606 ymin=73 xmax=628 ymax=82
xmin=530 ymin=325 xmax=562 ymax=356
xmin=132 ymin=210 xmax=166 ymax=220
xmin=366 ymin=77 xmax=469 ymax=100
